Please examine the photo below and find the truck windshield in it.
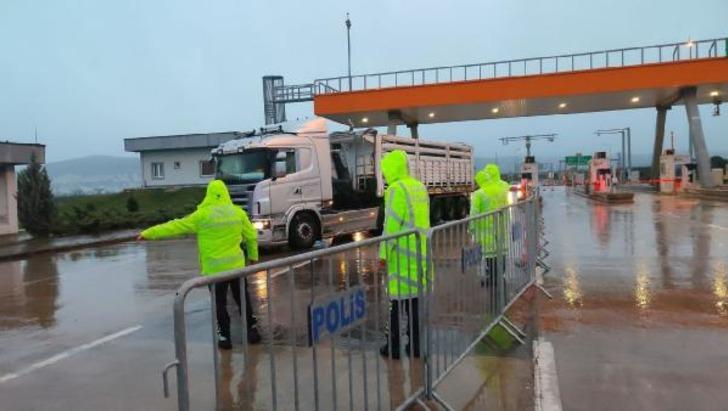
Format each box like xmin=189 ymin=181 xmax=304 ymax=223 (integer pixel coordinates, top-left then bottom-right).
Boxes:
xmin=216 ymin=150 xmax=270 ymax=183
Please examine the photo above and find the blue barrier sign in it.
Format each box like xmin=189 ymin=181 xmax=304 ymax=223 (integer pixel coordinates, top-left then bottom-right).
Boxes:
xmin=461 ymin=244 xmax=483 ymax=273
xmin=307 ymin=286 xmax=367 ymax=345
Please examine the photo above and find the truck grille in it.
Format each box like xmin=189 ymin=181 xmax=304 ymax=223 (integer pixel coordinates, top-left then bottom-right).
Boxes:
xmin=228 ymin=184 xmax=255 ymax=215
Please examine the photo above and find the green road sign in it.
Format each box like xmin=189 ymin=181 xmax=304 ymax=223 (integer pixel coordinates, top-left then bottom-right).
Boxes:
xmin=565 ymin=155 xmax=591 ymax=166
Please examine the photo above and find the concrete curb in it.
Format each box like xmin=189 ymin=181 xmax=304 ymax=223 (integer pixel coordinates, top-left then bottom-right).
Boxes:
xmin=533 ymin=338 xmax=563 ymax=411
xmin=0 ymin=232 xmax=137 ymax=261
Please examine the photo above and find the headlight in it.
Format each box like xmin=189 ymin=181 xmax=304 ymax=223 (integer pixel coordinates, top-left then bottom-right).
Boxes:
xmin=253 ymin=220 xmax=270 ymax=230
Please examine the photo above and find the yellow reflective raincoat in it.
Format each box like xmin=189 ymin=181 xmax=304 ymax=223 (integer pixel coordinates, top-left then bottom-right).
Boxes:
xmin=141 ymin=180 xmax=258 ymax=276
xmin=378 ymin=150 xmax=430 ymax=299
xmin=469 ymin=164 xmax=509 ymax=256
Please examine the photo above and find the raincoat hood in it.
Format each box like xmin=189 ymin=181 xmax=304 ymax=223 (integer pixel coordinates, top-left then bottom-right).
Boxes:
xmin=381 ymin=150 xmax=409 ymax=184
xmin=474 ymin=169 xmax=489 ymax=189
xmin=484 ymin=164 xmax=502 ymax=183
xmin=198 ymin=180 xmax=233 ymax=209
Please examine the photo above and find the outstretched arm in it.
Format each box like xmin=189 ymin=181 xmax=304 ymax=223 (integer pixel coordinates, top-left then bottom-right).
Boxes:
xmin=139 ymin=213 xmax=197 ymax=240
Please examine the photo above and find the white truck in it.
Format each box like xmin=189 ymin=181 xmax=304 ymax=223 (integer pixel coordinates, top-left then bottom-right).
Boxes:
xmin=212 ymin=118 xmax=474 ymax=249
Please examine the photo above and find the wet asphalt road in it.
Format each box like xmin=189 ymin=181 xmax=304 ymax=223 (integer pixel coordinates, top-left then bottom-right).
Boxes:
xmin=539 ymin=188 xmax=728 ymax=411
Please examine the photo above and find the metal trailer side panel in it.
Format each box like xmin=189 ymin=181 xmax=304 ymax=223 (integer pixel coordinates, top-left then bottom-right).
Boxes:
xmin=373 ymin=134 xmax=474 ymax=197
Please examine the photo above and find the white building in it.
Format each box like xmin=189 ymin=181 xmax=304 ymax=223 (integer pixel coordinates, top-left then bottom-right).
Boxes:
xmin=124 ymin=132 xmax=242 ymax=187
xmin=0 ymin=142 xmax=46 ymax=235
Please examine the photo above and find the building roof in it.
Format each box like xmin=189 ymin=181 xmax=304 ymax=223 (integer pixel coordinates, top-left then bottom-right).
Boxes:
xmin=124 ymin=131 xmax=248 ymax=152
xmin=0 ymin=142 xmax=46 ymax=165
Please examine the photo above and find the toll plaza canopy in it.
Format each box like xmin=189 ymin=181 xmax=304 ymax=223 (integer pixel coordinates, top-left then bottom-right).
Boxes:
xmin=312 ymin=38 xmax=728 ymax=127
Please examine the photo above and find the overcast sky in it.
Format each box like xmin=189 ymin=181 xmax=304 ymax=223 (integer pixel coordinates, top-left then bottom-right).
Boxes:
xmin=1 ymin=0 xmax=727 ymax=163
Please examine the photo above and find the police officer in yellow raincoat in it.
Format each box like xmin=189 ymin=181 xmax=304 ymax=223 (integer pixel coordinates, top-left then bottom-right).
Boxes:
xmin=378 ymin=150 xmax=430 ymax=359
xmin=138 ymin=179 xmax=260 ymax=349
xmin=469 ymin=164 xmax=509 ymax=310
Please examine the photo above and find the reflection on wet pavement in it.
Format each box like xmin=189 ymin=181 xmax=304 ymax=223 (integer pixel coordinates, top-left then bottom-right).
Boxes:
xmin=541 ymin=188 xmax=728 ymax=410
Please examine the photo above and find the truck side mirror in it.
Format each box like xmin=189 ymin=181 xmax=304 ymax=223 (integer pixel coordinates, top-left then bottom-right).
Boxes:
xmin=273 ymin=159 xmax=287 ymax=179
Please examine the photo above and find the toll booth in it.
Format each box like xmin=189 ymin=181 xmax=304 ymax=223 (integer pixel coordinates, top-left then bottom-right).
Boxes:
xmin=660 ymin=149 xmax=697 ymax=194
xmin=588 ymin=152 xmax=611 ymax=193
xmin=520 ymin=156 xmax=539 ymax=191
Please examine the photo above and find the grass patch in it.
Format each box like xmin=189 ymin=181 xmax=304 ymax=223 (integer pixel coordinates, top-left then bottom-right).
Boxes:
xmin=53 ymin=187 xmax=205 ymax=235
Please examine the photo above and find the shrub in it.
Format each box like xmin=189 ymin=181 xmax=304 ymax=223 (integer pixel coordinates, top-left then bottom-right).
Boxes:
xmin=126 ymin=195 xmax=140 ymax=213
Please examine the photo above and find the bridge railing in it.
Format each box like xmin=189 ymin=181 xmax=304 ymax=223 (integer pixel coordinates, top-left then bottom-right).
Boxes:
xmin=313 ymin=37 xmax=727 ymax=94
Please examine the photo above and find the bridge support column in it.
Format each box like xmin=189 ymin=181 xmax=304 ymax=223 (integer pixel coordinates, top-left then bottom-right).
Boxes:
xmin=651 ymin=106 xmax=668 ymax=184
xmin=387 ymin=110 xmax=401 ymax=135
xmin=407 ymin=123 xmax=419 ymax=139
xmin=682 ymin=87 xmax=715 ymax=188
xmin=387 ymin=123 xmax=397 ymax=135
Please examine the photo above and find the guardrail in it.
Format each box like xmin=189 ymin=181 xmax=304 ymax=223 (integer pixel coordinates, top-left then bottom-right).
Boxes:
xmin=313 ymin=37 xmax=728 ymax=94
xmin=162 ymin=195 xmax=547 ymax=410
xmin=272 ymin=83 xmax=315 ymax=103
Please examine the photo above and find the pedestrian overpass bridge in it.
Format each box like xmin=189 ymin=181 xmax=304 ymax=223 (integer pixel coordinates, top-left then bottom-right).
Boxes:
xmin=284 ymin=37 xmax=726 ymax=188
xmin=309 ymin=37 xmax=726 ymax=125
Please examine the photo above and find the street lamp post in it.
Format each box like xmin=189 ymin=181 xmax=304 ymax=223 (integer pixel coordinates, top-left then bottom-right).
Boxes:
xmin=345 ymin=13 xmax=352 ymax=91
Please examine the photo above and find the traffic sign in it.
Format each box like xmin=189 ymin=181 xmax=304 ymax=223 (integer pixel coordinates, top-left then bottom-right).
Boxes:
xmin=565 ymin=155 xmax=591 ymax=166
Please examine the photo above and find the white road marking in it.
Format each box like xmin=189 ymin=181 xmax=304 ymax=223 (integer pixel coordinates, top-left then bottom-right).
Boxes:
xmin=707 ymin=223 xmax=728 ymax=232
xmin=663 ymin=213 xmax=728 ymax=232
xmin=0 ymin=325 xmax=142 ymax=384
xmin=533 ymin=338 xmax=563 ymax=411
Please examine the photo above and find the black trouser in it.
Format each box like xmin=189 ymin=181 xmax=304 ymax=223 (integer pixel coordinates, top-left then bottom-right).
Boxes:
xmin=486 ymin=256 xmax=506 ymax=314
xmin=387 ymin=298 xmax=420 ymax=357
xmin=212 ymin=278 xmax=256 ymax=338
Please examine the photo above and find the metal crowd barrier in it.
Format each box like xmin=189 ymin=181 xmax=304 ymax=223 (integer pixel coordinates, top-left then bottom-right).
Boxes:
xmin=163 ymin=196 xmax=544 ymax=410
xmin=163 ymin=228 xmax=427 ymax=411
xmin=423 ymin=199 xmax=539 ymax=409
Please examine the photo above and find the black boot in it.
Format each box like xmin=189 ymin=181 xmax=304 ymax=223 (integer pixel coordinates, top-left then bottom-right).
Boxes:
xmin=247 ymin=325 xmax=261 ymax=344
xmin=404 ymin=345 xmax=420 ymax=358
xmin=217 ymin=331 xmax=232 ymax=350
xmin=380 ymin=344 xmax=401 ymax=360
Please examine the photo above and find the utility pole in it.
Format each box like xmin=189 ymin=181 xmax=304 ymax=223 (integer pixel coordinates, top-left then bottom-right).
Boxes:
xmin=345 ymin=13 xmax=352 ymax=91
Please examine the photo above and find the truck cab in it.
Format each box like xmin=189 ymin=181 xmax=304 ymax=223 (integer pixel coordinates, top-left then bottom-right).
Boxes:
xmin=214 ymin=119 xmax=340 ymax=248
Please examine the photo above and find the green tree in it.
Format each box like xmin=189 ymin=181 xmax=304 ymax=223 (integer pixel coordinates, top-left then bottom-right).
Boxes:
xmin=126 ymin=195 xmax=139 ymax=213
xmin=17 ymin=154 xmax=55 ymax=236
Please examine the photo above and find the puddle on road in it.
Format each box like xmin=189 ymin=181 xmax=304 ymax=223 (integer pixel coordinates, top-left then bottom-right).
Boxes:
xmin=540 ymin=188 xmax=728 ymax=331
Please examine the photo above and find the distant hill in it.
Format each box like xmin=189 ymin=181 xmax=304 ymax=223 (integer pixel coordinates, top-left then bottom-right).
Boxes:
xmin=45 ymin=155 xmax=141 ymax=195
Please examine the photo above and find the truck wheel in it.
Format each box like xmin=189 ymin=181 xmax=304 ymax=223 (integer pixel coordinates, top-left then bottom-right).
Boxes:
xmin=430 ymin=198 xmax=443 ymax=225
xmin=289 ymin=213 xmax=319 ymax=250
xmin=458 ymin=196 xmax=470 ymax=219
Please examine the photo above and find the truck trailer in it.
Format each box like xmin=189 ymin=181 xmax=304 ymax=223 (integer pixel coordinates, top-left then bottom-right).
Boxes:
xmin=212 ymin=118 xmax=474 ymax=249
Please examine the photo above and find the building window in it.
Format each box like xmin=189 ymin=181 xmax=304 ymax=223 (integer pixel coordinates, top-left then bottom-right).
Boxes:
xmin=151 ymin=162 xmax=165 ymax=179
xmin=174 ymin=161 xmax=181 ymax=169
xmin=199 ymin=160 xmax=215 ymax=177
